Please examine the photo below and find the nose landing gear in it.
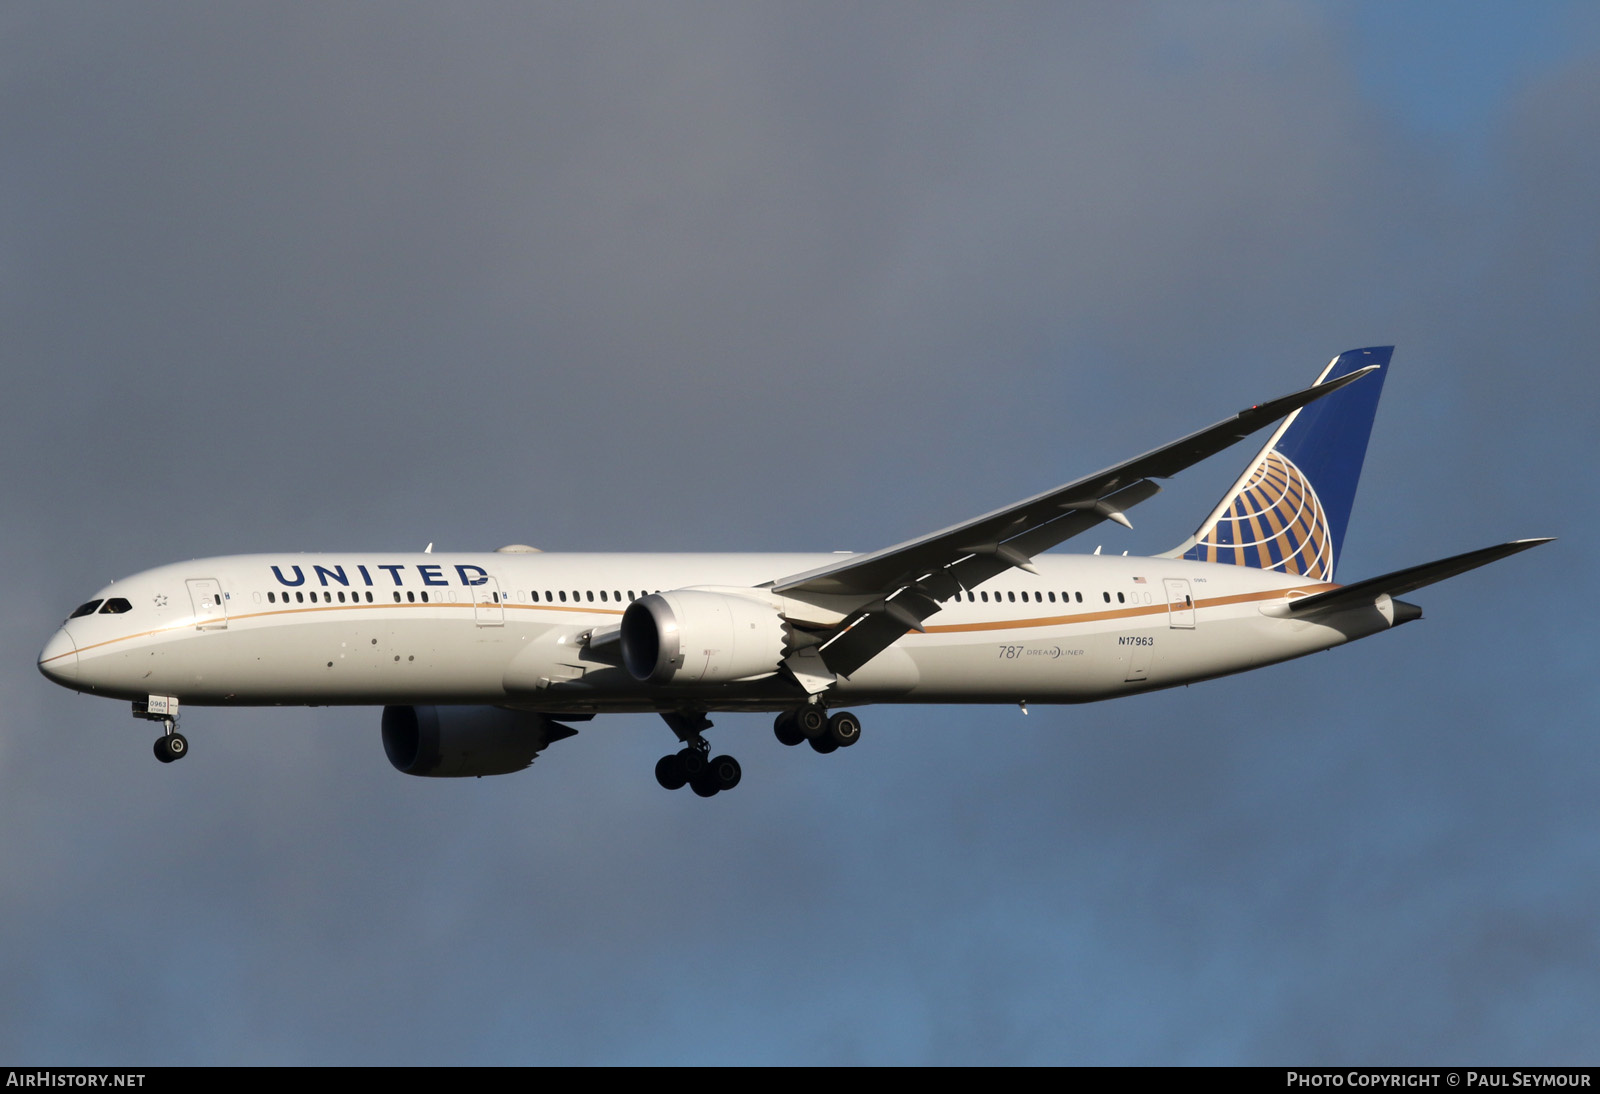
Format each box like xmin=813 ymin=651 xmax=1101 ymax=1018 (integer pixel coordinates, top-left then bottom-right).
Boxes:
xmin=134 ymin=696 xmax=188 ymax=764
xmin=153 ymin=731 xmax=188 ymax=764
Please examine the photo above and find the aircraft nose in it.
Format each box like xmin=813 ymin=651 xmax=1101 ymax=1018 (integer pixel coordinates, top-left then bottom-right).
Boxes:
xmin=38 ymin=627 xmax=79 ymax=686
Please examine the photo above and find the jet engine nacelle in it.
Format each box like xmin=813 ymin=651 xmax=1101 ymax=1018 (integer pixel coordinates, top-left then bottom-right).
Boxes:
xmin=620 ymin=589 xmax=787 ymax=685
xmin=381 ymin=704 xmax=556 ymax=777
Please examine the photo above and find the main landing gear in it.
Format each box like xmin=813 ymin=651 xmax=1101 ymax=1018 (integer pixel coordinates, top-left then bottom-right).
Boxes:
xmin=773 ymin=705 xmax=861 ymax=753
xmin=653 ymin=705 xmax=863 ymax=797
xmin=654 ymin=711 xmax=741 ymax=798
xmin=134 ymin=696 xmax=188 ymax=764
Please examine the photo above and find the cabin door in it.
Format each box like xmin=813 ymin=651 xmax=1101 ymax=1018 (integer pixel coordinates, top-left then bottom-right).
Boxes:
xmin=186 ymin=578 xmax=228 ymax=630
xmin=473 ymin=576 xmax=505 ymax=626
xmin=1164 ymin=578 xmax=1195 ymax=628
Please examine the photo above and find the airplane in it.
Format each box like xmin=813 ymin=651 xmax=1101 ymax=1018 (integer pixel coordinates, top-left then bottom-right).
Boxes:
xmin=37 ymin=347 xmax=1549 ymax=797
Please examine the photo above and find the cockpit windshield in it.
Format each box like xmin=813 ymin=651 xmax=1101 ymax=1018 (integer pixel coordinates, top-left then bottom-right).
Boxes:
xmin=66 ymin=597 xmax=133 ymax=620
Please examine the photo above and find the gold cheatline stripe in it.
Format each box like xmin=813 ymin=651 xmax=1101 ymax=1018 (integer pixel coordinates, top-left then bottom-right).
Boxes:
xmin=47 ymin=583 xmax=1341 ymax=663
xmin=44 ymin=600 xmax=627 ymax=662
xmin=918 ymin=584 xmax=1335 ymax=635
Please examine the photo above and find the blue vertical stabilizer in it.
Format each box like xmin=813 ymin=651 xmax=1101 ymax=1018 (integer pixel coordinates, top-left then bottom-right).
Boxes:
xmin=1173 ymin=347 xmax=1391 ymax=580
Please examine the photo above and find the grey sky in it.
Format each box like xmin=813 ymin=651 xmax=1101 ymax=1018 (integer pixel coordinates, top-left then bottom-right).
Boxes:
xmin=3 ymin=3 xmax=1596 ymax=1063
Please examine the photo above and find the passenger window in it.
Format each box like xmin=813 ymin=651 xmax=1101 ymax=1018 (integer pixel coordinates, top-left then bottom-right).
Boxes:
xmin=1076 ymin=592 xmax=1083 ymax=603
xmin=980 ymin=591 xmax=989 ymax=602
xmin=421 ymin=591 xmax=429 ymax=603
xmin=337 ymin=591 xmax=346 ymax=603
xmin=613 ymin=591 xmax=621 ymax=602
xmin=559 ymin=591 xmax=567 ymax=603
xmin=296 ymin=592 xmax=305 ymax=603
xmin=267 ymin=592 xmax=276 ymax=604
xmin=586 ymin=591 xmax=594 ymax=602
xmin=1048 ymin=592 xmax=1056 ymax=602
xmin=599 ymin=590 xmax=608 ymax=602
xmin=1117 ymin=592 xmax=1125 ymax=603
xmin=1103 ymin=592 xmax=1110 ymax=603
xmin=366 ymin=591 xmax=373 ymax=603
xmin=394 ymin=592 xmax=402 ymax=603
xmin=407 ymin=592 xmax=415 ymax=603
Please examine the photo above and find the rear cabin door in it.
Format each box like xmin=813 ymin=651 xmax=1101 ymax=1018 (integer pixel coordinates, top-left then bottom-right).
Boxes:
xmin=1164 ymin=578 xmax=1196 ymax=628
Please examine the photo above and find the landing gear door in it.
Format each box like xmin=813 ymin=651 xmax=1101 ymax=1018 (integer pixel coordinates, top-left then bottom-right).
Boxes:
xmin=1164 ymin=578 xmax=1195 ymax=629
xmin=473 ymin=576 xmax=505 ymax=627
xmin=186 ymin=578 xmax=228 ymax=630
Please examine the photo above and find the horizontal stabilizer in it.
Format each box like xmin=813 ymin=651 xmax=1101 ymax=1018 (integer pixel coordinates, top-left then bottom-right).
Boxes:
xmin=1285 ymin=538 xmax=1553 ymax=616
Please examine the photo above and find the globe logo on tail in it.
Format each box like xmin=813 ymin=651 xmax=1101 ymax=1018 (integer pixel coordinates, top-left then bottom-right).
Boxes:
xmin=1188 ymin=450 xmax=1333 ymax=580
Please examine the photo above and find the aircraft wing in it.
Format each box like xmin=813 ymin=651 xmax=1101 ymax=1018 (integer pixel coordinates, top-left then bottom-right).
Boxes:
xmin=1283 ymin=538 xmax=1554 ymax=617
xmin=773 ymin=365 xmax=1379 ymax=681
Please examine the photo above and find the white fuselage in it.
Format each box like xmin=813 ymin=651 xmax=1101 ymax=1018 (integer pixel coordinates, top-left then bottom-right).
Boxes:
xmin=38 ymin=551 xmax=1392 ymax=714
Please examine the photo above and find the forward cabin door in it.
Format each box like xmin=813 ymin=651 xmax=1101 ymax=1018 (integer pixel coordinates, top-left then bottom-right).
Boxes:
xmin=186 ymin=578 xmax=228 ymax=630
xmin=1164 ymin=578 xmax=1195 ymax=628
xmin=473 ymin=576 xmax=505 ymax=627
